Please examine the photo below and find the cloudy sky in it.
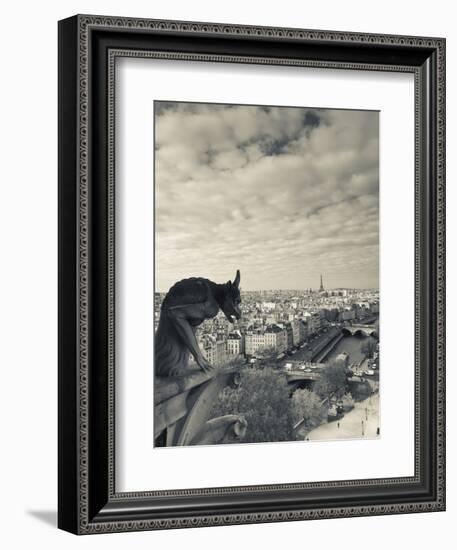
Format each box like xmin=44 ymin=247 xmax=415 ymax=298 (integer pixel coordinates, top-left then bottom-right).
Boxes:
xmin=154 ymin=101 xmax=379 ymax=292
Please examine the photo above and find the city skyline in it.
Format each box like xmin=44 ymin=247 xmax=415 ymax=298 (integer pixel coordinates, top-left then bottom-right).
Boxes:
xmin=155 ymin=281 xmax=380 ymax=293
xmin=155 ymin=101 xmax=379 ymax=292
xmin=154 ymin=288 xmax=379 ymax=293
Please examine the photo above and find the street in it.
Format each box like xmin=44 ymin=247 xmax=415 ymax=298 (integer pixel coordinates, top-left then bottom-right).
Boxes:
xmin=306 ymin=393 xmax=380 ymax=441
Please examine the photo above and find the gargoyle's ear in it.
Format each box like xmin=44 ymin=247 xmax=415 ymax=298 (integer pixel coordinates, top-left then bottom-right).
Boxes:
xmin=233 ymin=269 xmax=240 ymax=288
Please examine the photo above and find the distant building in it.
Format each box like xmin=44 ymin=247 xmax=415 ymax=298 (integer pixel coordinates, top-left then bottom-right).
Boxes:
xmin=265 ymin=324 xmax=287 ymax=353
xmin=285 ymin=323 xmax=294 ymax=351
xmin=286 ymin=320 xmax=300 ymax=346
xmin=299 ymin=319 xmax=309 ymax=342
xmin=201 ymin=335 xmax=227 ymax=367
xmin=340 ymin=309 xmax=355 ymax=322
xmin=245 ymin=331 xmax=265 ymax=356
xmin=226 ymin=332 xmax=244 ymax=357
xmin=304 ymin=311 xmax=322 ymax=335
xmin=245 ymin=324 xmax=286 ymax=356
xmin=370 ymin=302 xmax=379 ymax=314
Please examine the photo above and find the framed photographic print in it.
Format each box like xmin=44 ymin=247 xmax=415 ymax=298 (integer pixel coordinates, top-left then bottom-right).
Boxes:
xmin=58 ymin=14 xmax=446 ymax=534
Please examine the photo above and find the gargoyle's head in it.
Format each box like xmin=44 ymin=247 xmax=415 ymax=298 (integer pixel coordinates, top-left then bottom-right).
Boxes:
xmin=221 ymin=270 xmax=242 ymax=324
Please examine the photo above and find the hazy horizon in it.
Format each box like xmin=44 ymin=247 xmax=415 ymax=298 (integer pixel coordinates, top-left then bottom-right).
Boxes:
xmin=155 ymin=285 xmax=379 ymax=293
xmin=155 ymin=101 xmax=379 ymax=292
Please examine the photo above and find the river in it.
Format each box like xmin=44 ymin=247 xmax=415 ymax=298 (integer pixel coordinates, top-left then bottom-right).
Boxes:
xmin=325 ymin=333 xmax=375 ymax=364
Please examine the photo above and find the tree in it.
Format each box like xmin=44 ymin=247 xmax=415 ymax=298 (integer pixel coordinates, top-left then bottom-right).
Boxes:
xmin=361 ymin=337 xmax=376 ymax=358
xmin=223 ymin=355 xmax=246 ymax=369
xmin=290 ymin=388 xmax=325 ymax=430
xmin=341 ymin=392 xmax=355 ymax=412
xmin=324 ymin=308 xmax=339 ymax=322
xmin=313 ymin=361 xmax=347 ymax=402
xmin=210 ymin=367 xmax=293 ymax=443
xmin=348 ymin=379 xmax=372 ymax=401
xmin=374 ymin=320 xmax=380 ymax=338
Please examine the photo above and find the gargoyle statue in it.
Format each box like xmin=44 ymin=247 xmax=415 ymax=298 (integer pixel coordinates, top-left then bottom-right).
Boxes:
xmin=155 ymin=270 xmax=241 ymax=377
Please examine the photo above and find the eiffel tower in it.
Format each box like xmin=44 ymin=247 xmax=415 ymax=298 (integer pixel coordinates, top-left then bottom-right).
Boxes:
xmin=319 ymin=274 xmax=324 ymax=292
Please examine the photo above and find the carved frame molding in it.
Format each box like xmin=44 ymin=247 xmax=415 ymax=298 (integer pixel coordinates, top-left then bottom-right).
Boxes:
xmin=58 ymin=14 xmax=445 ymax=534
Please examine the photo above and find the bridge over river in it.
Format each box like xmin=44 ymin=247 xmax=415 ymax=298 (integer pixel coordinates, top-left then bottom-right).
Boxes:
xmin=286 ymin=367 xmax=323 ymax=384
xmin=342 ymin=324 xmax=378 ymax=337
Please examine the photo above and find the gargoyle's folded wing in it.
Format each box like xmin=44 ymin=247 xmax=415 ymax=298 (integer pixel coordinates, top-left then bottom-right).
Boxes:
xmin=162 ymin=277 xmax=210 ymax=310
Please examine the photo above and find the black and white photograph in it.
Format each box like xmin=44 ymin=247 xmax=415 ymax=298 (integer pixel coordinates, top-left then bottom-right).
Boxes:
xmin=0 ymin=0 xmax=451 ymax=542
xmin=153 ymin=101 xmax=380 ymax=447
xmin=22 ymin=2 xmax=446 ymax=539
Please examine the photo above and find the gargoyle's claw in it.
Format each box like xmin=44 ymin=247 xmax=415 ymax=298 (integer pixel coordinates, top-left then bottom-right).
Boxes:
xmin=198 ymin=358 xmax=214 ymax=374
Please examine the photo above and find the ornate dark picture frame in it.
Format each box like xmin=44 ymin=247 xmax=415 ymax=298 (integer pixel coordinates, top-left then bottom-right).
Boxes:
xmin=58 ymin=14 xmax=446 ymax=534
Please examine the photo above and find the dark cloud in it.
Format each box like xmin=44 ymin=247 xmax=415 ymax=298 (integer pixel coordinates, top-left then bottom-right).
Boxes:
xmin=303 ymin=110 xmax=321 ymax=128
